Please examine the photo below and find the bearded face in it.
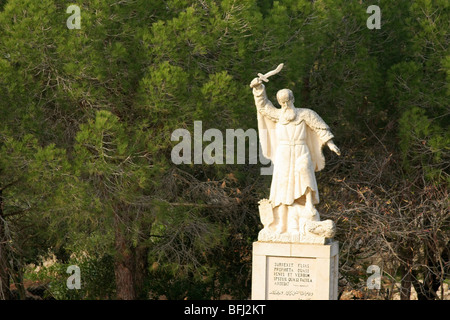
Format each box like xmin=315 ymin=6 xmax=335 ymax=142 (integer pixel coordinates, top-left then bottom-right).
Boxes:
xmin=281 ymin=105 xmax=296 ymax=122
xmin=277 ymin=89 xmax=296 ymax=122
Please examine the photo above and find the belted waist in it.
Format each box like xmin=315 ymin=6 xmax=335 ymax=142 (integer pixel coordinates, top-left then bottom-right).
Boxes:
xmin=279 ymin=140 xmax=306 ymax=146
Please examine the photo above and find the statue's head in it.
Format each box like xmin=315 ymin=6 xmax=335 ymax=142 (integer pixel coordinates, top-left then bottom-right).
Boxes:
xmin=277 ymin=89 xmax=296 ymax=122
xmin=276 ymin=89 xmax=295 ymax=109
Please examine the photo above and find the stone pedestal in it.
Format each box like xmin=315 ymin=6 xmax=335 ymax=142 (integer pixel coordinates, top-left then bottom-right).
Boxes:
xmin=251 ymin=241 xmax=339 ymax=300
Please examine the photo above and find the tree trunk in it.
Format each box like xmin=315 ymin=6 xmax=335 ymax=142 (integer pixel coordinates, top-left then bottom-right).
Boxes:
xmin=399 ymin=248 xmax=414 ymax=300
xmin=0 ymin=189 xmax=11 ymax=300
xmin=412 ymin=256 xmax=442 ymax=300
xmin=13 ymin=265 xmax=26 ymax=300
xmin=114 ymin=258 xmax=135 ymax=300
xmin=400 ymin=268 xmax=412 ymax=300
xmin=134 ymin=244 xmax=148 ymax=299
xmin=114 ymin=212 xmax=136 ymax=300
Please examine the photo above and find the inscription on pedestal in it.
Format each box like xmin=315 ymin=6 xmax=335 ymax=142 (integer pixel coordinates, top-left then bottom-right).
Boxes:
xmin=266 ymin=256 xmax=316 ymax=300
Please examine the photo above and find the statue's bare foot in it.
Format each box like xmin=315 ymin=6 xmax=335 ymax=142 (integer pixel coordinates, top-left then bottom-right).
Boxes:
xmin=275 ymin=225 xmax=285 ymax=234
xmin=305 ymin=202 xmax=316 ymax=214
xmin=309 ymin=207 xmax=320 ymax=221
xmin=301 ymin=204 xmax=320 ymax=221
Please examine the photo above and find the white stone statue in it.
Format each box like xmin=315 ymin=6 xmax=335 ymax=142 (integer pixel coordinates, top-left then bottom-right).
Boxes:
xmin=250 ymin=64 xmax=340 ymax=243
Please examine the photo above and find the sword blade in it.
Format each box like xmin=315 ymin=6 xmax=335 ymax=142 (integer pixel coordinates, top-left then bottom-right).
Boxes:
xmin=258 ymin=63 xmax=284 ymax=82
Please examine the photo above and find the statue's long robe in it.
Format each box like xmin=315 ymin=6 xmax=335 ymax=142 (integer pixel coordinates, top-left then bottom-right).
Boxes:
xmin=253 ymin=84 xmax=334 ymax=207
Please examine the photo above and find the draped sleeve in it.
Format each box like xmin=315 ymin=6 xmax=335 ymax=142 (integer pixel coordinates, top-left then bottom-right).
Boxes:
xmin=252 ymin=84 xmax=280 ymax=162
xmin=295 ymin=108 xmax=334 ymax=172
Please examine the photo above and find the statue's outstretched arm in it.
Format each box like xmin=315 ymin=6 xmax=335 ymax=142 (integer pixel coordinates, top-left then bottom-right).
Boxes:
xmin=303 ymin=109 xmax=340 ymax=156
xmin=326 ymin=140 xmax=341 ymax=156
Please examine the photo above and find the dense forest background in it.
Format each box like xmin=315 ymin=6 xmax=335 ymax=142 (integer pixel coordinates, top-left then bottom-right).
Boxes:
xmin=0 ymin=0 xmax=448 ymax=300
